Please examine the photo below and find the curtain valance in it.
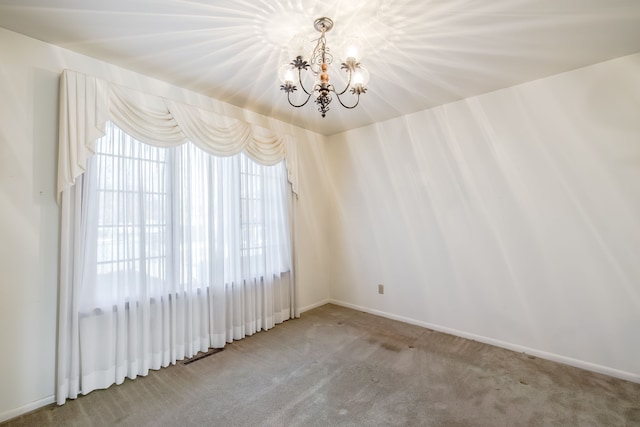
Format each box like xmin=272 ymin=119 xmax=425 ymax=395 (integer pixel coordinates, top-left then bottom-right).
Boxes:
xmin=57 ymin=69 xmax=298 ymax=201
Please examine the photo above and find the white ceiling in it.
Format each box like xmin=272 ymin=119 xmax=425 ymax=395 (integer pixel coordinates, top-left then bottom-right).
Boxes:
xmin=1 ymin=0 xmax=639 ymax=135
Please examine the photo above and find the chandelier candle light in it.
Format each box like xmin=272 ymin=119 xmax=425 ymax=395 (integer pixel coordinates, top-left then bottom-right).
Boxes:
xmin=279 ymin=17 xmax=369 ymax=117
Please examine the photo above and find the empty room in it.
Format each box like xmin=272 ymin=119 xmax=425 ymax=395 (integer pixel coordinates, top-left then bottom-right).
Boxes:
xmin=0 ymin=1 xmax=639 ymax=425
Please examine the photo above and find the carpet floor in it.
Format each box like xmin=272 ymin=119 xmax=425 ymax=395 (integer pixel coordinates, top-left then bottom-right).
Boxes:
xmin=3 ymin=304 xmax=639 ymax=426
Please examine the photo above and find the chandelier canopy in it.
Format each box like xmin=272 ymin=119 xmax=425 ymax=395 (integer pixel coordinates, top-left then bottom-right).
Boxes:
xmin=279 ymin=17 xmax=369 ymax=118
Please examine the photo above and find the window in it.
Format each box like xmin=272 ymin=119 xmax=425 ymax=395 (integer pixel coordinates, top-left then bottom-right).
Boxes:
xmin=82 ymin=121 xmax=291 ymax=311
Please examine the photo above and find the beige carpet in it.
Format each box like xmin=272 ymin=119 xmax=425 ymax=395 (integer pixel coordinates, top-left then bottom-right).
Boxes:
xmin=3 ymin=304 xmax=639 ymax=426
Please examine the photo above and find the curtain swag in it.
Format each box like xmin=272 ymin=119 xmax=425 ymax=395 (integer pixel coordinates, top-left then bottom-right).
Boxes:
xmin=57 ymin=69 xmax=299 ymax=200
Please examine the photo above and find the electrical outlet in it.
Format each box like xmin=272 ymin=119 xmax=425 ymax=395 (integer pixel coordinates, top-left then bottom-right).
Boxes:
xmin=378 ymin=284 xmax=384 ymax=294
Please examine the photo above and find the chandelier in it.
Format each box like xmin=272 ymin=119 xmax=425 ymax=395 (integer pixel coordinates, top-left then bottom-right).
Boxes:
xmin=279 ymin=17 xmax=369 ymax=118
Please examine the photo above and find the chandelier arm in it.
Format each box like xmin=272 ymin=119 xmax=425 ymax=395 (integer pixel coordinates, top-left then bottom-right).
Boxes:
xmin=334 ymin=71 xmax=353 ymax=96
xmin=297 ymin=67 xmax=313 ymax=96
xmin=287 ymin=90 xmax=313 ymax=108
xmin=333 ymin=91 xmax=360 ymax=109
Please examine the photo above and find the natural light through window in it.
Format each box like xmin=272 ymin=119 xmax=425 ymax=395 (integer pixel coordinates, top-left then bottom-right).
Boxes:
xmin=83 ymin=122 xmax=291 ymax=311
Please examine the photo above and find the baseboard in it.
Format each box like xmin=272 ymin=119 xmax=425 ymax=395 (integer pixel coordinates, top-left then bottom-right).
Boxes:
xmin=299 ymin=298 xmax=331 ymax=314
xmin=328 ymin=299 xmax=640 ymax=384
xmin=0 ymin=395 xmax=55 ymax=423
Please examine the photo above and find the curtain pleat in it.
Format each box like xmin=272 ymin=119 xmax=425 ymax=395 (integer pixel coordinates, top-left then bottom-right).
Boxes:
xmin=57 ymin=178 xmax=85 ymax=401
xmin=56 ymin=72 xmax=109 ymax=202
xmin=109 ymin=85 xmax=187 ymax=147
xmin=164 ymin=98 xmax=252 ymax=156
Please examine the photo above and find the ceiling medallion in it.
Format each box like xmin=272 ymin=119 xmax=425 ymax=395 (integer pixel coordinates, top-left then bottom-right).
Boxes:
xmin=279 ymin=17 xmax=369 ymax=118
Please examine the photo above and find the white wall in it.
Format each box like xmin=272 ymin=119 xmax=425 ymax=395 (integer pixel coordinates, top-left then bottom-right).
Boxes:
xmin=294 ymin=138 xmax=334 ymax=311
xmin=0 ymin=27 xmax=330 ymax=421
xmin=326 ymin=53 xmax=640 ymax=382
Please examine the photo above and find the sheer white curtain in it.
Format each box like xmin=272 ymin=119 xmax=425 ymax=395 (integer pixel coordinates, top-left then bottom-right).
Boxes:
xmin=56 ymin=70 xmax=300 ymax=405
xmin=57 ymin=122 xmax=293 ymax=402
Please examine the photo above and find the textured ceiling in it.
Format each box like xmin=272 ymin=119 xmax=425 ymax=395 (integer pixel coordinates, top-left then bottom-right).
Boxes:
xmin=1 ymin=0 xmax=639 ymax=135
